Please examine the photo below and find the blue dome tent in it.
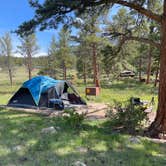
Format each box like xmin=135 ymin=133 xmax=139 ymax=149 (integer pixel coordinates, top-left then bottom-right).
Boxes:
xmin=7 ymin=76 xmax=86 ymax=109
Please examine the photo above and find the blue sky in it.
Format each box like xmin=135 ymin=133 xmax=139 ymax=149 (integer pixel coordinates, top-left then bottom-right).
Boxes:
xmin=0 ymin=0 xmax=60 ymax=56
xmin=0 ymin=0 xmax=120 ymax=56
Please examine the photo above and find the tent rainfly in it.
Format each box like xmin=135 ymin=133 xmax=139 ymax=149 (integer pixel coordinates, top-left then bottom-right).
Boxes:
xmin=7 ymin=76 xmax=86 ymax=109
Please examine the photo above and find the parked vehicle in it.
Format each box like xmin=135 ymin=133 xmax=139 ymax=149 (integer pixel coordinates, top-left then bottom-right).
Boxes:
xmin=120 ymin=70 xmax=135 ymax=77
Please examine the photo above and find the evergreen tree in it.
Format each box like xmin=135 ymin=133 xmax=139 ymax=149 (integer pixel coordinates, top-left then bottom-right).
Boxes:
xmin=57 ymin=27 xmax=74 ymax=80
xmin=47 ymin=36 xmax=58 ymax=77
xmin=75 ymin=34 xmax=92 ymax=84
xmin=17 ymin=34 xmax=39 ymax=79
xmin=17 ymin=0 xmax=166 ymax=137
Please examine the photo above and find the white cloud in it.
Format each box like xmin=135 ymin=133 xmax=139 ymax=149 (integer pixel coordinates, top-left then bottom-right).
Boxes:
xmin=34 ymin=52 xmax=48 ymax=57
xmin=13 ymin=52 xmax=48 ymax=57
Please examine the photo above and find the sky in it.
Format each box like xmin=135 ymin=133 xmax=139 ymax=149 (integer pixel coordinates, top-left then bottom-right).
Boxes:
xmin=0 ymin=0 xmax=120 ymax=57
xmin=0 ymin=0 xmax=60 ymax=56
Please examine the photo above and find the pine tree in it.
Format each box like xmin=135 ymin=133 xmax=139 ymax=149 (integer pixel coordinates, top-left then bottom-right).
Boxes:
xmin=57 ymin=28 xmax=74 ymax=80
xmin=17 ymin=34 xmax=39 ymax=79
xmin=17 ymin=0 xmax=166 ymax=137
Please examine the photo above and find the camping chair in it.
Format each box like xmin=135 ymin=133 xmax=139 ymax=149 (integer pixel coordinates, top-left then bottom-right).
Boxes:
xmin=130 ymin=97 xmax=154 ymax=113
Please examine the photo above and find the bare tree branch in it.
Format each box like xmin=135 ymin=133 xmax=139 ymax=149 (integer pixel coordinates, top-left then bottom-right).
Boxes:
xmin=124 ymin=36 xmax=160 ymax=48
xmin=104 ymin=32 xmax=160 ymax=48
xmin=112 ymin=0 xmax=161 ymax=23
xmin=92 ymin=0 xmax=162 ymax=23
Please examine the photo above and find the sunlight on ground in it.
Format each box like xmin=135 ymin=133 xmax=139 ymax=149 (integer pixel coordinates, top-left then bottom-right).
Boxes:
xmin=0 ymin=108 xmax=165 ymax=165
xmin=0 ymin=67 xmax=164 ymax=165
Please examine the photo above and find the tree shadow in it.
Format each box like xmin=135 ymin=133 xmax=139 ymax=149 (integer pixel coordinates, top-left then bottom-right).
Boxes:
xmin=0 ymin=110 xmax=165 ymax=165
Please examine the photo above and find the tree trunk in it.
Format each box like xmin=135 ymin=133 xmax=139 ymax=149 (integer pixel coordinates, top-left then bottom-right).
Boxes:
xmin=27 ymin=51 xmax=32 ymax=80
xmin=48 ymin=55 xmax=53 ymax=77
xmin=154 ymin=66 xmax=159 ymax=87
xmin=146 ymin=25 xmax=154 ymax=84
xmin=28 ymin=67 xmax=32 ymax=80
xmin=139 ymin=56 xmax=142 ymax=81
xmin=92 ymin=43 xmax=100 ymax=87
xmin=63 ymin=62 xmax=67 ymax=80
xmin=8 ymin=68 xmax=12 ymax=86
xmin=83 ymin=62 xmax=87 ymax=85
xmin=146 ymin=45 xmax=152 ymax=84
xmin=7 ymin=54 xmax=12 ymax=86
xmin=148 ymin=2 xmax=166 ymax=137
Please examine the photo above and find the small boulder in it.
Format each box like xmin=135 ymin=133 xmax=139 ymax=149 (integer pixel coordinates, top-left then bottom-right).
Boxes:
xmin=41 ymin=126 xmax=57 ymax=134
xmin=62 ymin=113 xmax=70 ymax=117
xmin=73 ymin=161 xmax=87 ymax=166
xmin=12 ymin=145 xmax=23 ymax=151
xmin=129 ymin=136 xmax=141 ymax=144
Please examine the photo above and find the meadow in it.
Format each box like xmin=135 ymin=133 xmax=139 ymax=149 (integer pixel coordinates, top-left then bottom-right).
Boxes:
xmin=0 ymin=67 xmax=158 ymax=107
xmin=0 ymin=67 xmax=165 ymax=166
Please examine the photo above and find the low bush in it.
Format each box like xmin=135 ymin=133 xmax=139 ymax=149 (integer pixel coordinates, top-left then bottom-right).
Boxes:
xmin=63 ymin=109 xmax=85 ymax=129
xmin=107 ymin=100 xmax=149 ymax=134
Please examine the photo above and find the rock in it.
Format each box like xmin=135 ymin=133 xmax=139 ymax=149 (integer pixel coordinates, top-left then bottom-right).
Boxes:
xmin=129 ymin=136 xmax=141 ymax=144
xmin=41 ymin=126 xmax=57 ymax=134
xmin=55 ymin=126 xmax=61 ymax=130
xmin=62 ymin=113 xmax=70 ymax=117
xmin=12 ymin=145 xmax=23 ymax=151
xmin=73 ymin=161 xmax=87 ymax=166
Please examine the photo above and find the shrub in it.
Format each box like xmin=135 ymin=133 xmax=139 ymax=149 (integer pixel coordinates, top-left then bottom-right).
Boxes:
xmin=63 ymin=109 xmax=85 ymax=129
xmin=107 ymin=100 xmax=149 ymax=134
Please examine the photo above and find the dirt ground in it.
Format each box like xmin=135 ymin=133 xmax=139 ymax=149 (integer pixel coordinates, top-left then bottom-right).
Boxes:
xmin=3 ymin=103 xmax=156 ymax=122
xmin=73 ymin=103 xmax=109 ymax=120
xmin=75 ymin=103 xmax=156 ymax=122
xmin=3 ymin=104 xmax=166 ymax=143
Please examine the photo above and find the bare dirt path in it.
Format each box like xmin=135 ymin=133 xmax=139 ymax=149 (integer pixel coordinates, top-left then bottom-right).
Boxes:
xmin=1 ymin=103 xmax=157 ymax=122
xmin=74 ymin=103 xmax=108 ymax=120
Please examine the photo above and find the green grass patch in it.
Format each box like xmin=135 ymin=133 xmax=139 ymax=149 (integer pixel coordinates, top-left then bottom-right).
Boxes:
xmin=0 ymin=68 xmax=158 ymax=108
xmin=0 ymin=67 xmax=163 ymax=165
xmin=0 ymin=109 xmax=165 ymax=165
xmin=78 ymin=79 xmax=158 ymax=110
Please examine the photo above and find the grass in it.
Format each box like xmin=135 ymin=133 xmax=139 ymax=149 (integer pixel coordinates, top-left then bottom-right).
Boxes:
xmin=0 ymin=67 xmax=38 ymax=105
xmin=0 ymin=67 xmax=158 ymax=107
xmin=0 ymin=108 xmax=165 ymax=166
xmin=78 ymin=79 xmax=158 ymax=110
xmin=0 ymin=67 xmax=165 ymax=166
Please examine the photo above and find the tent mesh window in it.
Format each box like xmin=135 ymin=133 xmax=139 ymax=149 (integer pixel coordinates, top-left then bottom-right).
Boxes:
xmin=39 ymin=87 xmax=58 ymax=108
